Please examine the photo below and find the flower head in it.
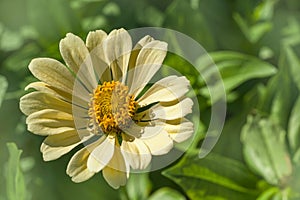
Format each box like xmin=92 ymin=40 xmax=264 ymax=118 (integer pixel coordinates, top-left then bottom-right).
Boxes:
xmin=20 ymin=28 xmax=194 ymax=189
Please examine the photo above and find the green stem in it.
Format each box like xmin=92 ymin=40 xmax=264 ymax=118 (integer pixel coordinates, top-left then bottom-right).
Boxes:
xmin=120 ymin=186 xmax=130 ymax=200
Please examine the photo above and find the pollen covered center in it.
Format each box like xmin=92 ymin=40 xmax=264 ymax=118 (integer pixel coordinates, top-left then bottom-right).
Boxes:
xmin=89 ymin=81 xmax=137 ymax=135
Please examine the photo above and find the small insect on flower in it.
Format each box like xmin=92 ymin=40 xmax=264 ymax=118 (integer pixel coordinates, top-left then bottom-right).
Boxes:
xmin=20 ymin=28 xmax=194 ymax=189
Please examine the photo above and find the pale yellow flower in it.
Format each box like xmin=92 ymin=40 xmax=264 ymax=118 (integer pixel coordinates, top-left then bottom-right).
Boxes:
xmin=20 ymin=28 xmax=193 ymax=189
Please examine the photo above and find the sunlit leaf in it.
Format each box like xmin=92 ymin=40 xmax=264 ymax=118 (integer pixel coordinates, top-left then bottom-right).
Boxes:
xmin=198 ymin=51 xmax=277 ymax=102
xmin=257 ymin=187 xmax=280 ymax=200
xmin=241 ymin=115 xmax=293 ymax=186
xmin=163 ymin=153 xmax=260 ymax=200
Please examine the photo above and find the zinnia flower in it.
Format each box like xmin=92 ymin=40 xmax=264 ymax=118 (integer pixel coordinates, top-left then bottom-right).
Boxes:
xmin=20 ymin=28 xmax=194 ymax=189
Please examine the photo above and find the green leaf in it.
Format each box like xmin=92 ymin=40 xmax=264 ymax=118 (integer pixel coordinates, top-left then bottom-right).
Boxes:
xmin=285 ymin=45 xmax=300 ymax=91
xmin=241 ymin=115 xmax=293 ymax=186
xmin=27 ymin=0 xmax=81 ymax=44
xmin=148 ymin=188 xmax=185 ymax=200
xmin=5 ymin=143 xmax=27 ymax=200
xmin=269 ymin=47 xmax=296 ymax=129
xmin=257 ymin=187 xmax=280 ymax=200
xmin=163 ymin=153 xmax=260 ymax=200
xmin=198 ymin=51 xmax=277 ymax=102
xmin=288 ymin=96 xmax=300 ymax=152
xmin=0 ymin=75 xmax=8 ymax=108
xmin=233 ymin=13 xmax=272 ymax=43
xmin=165 ymin=0 xmax=215 ymax=49
xmin=0 ymin=23 xmax=24 ymax=51
xmin=125 ymin=173 xmax=152 ymax=200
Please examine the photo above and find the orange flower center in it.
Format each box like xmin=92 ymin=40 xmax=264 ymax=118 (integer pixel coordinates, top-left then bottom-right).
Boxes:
xmin=88 ymin=81 xmax=137 ymax=135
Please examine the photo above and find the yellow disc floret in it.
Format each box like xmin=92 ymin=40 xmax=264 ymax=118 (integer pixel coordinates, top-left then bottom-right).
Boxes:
xmin=88 ymin=81 xmax=137 ymax=135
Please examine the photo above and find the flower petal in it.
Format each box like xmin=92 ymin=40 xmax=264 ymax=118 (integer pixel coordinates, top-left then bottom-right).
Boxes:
xmin=129 ymin=40 xmax=167 ymax=97
xmin=127 ymin=35 xmax=154 ymax=87
xmin=20 ymin=92 xmax=72 ymax=116
xmin=85 ymin=30 xmax=111 ymax=82
xmin=121 ymin=138 xmax=151 ymax=170
xmin=141 ymin=130 xmax=173 ymax=156
xmin=40 ymin=130 xmax=88 ymax=161
xmin=87 ymin=136 xmax=115 ymax=172
xmin=66 ymin=141 xmax=100 ymax=183
xmin=60 ymin=33 xmax=90 ymax=73
xmin=144 ymin=98 xmax=193 ymax=121
xmin=103 ymin=28 xmax=132 ymax=82
xmin=60 ymin=33 xmax=97 ymax=91
xmin=26 ymin=109 xmax=75 ymax=136
xmin=157 ymin=118 xmax=194 ymax=143
xmin=28 ymin=58 xmax=75 ymax=95
xmin=137 ymin=76 xmax=190 ymax=106
xmin=25 ymin=82 xmax=73 ymax=103
xmin=86 ymin=30 xmax=107 ymax=51
xmin=103 ymin=147 xmax=127 ymax=189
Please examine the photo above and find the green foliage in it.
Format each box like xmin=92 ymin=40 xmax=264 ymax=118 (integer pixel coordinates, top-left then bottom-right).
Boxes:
xmin=241 ymin=115 xmax=292 ymax=186
xmin=198 ymin=51 xmax=277 ymax=103
xmin=148 ymin=187 xmax=185 ymax=200
xmin=0 ymin=75 xmax=8 ymax=107
xmin=163 ymin=153 xmax=261 ymax=200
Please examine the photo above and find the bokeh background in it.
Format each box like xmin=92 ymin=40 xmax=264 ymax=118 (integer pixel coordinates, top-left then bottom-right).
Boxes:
xmin=1 ymin=0 xmax=300 ymax=199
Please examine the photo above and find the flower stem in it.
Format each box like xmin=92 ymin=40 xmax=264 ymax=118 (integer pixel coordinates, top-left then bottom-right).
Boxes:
xmin=120 ymin=186 xmax=130 ymax=200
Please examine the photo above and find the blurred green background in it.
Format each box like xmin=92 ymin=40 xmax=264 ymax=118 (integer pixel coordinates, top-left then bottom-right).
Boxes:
xmin=1 ymin=0 xmax=300 ymax=199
